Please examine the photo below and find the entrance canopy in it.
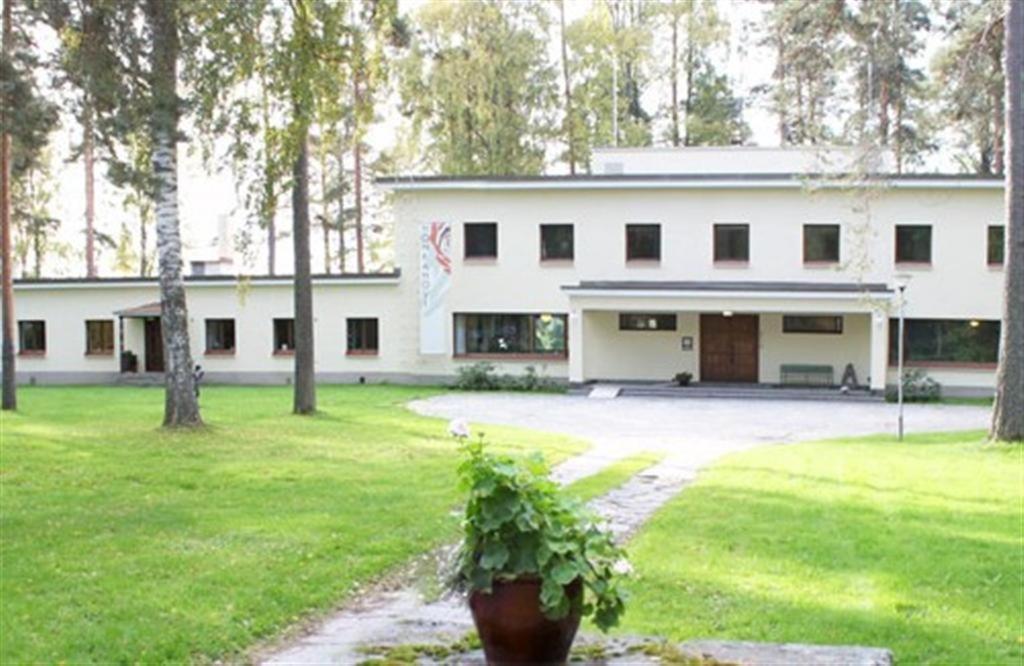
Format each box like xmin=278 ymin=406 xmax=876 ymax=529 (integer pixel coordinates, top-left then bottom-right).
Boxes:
xmin=114 ymin=302 xmax=161 ymax=318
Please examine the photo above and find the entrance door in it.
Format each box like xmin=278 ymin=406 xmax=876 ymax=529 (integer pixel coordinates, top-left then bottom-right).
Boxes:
xmin=700 ymin=314 xmax=759 ymax=382
xmin=143 ymin=318 xmax=165 ymax=372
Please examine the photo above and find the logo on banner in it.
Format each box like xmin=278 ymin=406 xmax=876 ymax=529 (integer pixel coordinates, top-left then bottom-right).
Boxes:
xmin=420 ymin=222 xmax=452 ymax=354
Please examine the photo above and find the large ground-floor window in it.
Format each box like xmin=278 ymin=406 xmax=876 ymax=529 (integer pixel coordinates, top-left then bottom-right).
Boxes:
xmin=889 ymin=318 xmax=1000 ymax=365
xmin=454 ymin=313 xmax=567 ymax=357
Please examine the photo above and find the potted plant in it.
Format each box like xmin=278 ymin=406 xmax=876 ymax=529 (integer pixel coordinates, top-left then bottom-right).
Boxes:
xmin=454 ymin=439 xmax=628 ymax=665
xmin=674 ymin=371 xmax=693 ymax=387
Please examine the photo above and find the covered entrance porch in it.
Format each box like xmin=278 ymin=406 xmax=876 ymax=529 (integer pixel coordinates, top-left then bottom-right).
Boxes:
xmin=114 ymin=302 xmax=165 ymax=373
xmin=563 ymin=281 xmax=893 ymax=392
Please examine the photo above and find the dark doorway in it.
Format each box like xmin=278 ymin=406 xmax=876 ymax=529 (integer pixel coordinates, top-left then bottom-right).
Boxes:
xmin=700 ymin=314 xmax=759 ymax=382
xmin=143 ymin=317 xmax=165 ymax=372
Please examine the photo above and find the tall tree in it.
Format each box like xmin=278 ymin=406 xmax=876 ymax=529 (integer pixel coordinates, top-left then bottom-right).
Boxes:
xmin=762 ymin=0 xmax=846 ymax=145
xmin=558 ymin=0 xmax=577 ymax=174
xmin=145 ymin=0 xmax=201 ymax=426
xmin=1 ymin=0 xmax=14 ymax=411
xmin=932 ymin=0 xmax=1005 ymax=175
xmin=398 ymin=0 xmax=556 ymax=175
xmin=990 ymin=0 xmax=1022 ymax=442
xmin=846 ymin=0 xmax=931 ymax=172
xmin=683 ymin=57 xmax=751 ymax=146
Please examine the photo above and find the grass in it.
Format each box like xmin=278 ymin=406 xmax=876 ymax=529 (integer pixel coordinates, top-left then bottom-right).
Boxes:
xmin=567 ymin=452 xmax=663 ymax=502
xmin=618 ymin=430 xmax=1022 ymax=665
xmin=0 ymin=385 xmax=585 ymax=664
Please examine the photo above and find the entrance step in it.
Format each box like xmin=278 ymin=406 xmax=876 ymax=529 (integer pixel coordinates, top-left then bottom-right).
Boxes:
xmin=575 ymin=382 xmax=882 ymax=403
xmin=588 ymin=385 xmax=622 ymax=399
xmin=115 ymin=372 xmax=165 ymax=387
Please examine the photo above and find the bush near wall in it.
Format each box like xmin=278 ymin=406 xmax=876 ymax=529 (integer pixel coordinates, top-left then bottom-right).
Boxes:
xmin=454 ymin=362 xmax=563 ymax=392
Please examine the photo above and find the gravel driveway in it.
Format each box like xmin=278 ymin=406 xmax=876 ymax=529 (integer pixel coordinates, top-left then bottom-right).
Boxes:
xmin=410 ymin=394 xmax=991 ymax=470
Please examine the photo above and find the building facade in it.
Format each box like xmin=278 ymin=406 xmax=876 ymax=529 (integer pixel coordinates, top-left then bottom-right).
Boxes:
xmin=7 ymin=148 xmax=1007 ymax=395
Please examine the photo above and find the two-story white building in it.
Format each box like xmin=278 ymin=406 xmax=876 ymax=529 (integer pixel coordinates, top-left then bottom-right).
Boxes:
xmin=7 ymin=147 xmax=1007 ymax=396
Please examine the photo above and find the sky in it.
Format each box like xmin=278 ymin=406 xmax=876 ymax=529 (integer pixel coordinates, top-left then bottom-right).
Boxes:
xmin=34 ymin=0 xmax=949 ymax=278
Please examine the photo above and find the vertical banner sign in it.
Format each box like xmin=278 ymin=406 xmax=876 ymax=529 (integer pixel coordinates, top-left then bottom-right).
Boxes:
xmin=420 ymin=221 xmax=452 ymax=354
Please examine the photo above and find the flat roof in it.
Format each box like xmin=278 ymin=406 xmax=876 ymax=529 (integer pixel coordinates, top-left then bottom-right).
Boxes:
xmin=13 ymin=271 xmax=401 ymax=289
xmin=563 ymin=280 xmax=892 ymax=294
xmin=377 ymin=173 xmax=1001 ymax=191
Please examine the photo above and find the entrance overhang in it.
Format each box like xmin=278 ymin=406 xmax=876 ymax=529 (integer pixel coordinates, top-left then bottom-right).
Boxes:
xmin=114 ymin=301 xmax=161 ymax=318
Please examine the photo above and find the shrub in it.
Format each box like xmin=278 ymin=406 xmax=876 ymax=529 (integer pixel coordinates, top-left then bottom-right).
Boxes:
xmin=454 ymin=440 xmax=628 ymax=631
xmin=673 ymin=371 xmax=693 ymax=387
xmin=455 ymin=362 xmax=501 ymax=391
xmin=886 ymin=368 xmax=942 ymax=402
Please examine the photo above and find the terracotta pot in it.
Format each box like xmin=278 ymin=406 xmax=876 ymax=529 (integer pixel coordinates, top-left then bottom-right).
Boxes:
xmin=469 ymin=577 xmax=583 ymax=665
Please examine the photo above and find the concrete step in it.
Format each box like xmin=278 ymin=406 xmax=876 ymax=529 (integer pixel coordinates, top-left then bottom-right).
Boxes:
xmin=115 ymin=372 xmax=165 ymax=387
xmin=573 ymin=383 xmax=882 ymax=403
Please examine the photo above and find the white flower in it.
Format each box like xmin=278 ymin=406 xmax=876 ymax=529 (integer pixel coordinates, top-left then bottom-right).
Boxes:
xmin=448 ymin=418 xmax=471 ymax=439
xmin=612 ymin=558 xmax=634 ymax=576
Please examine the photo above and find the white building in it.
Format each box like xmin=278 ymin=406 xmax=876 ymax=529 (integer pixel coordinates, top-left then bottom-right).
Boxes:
xmin=7 ymin=148 xmax=1007 ymax=396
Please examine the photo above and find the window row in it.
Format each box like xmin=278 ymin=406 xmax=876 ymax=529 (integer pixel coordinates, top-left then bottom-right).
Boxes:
xmin=454 ymin=313 xmax=567 ymax=357
xmin=616 ymin=313 xmax=844 ymax=334
xmin=463 ymin=221 xmax=1008 ymax=266
xmin=14 ymin=318 xmax=380 ymax=356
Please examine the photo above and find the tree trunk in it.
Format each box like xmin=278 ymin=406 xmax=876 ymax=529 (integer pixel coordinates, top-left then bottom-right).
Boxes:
xmin=991 ymin=0 xmax=1023 ymax=442
xmin=683 ymin=27 xmax=694 ymax=147
xmin=145 ymin=0 xmax=201 ymax=427
xmin=336 ymin=141 xmax=345 ymax=273
xmin=140 ymin=215 xmax=148 ymax=276
xmin=670 ymin=10 xmax=679 ymax=147
xmin=320 ymin=145 xmax=330 ymax=273
xmin=352 ymin=74 xmax=365 ymax=274
xmin=1 ymin=0 xmax=16 ymax=411
xmin=292 ymin=132 xmax=316 ymax=414
xmin=84 ymin=100 xmax=97 ymax=277
xmin=266 ymin=207 xmax=275 ymax=275
xmin=558 ymin=0 xmax=576 ymax=173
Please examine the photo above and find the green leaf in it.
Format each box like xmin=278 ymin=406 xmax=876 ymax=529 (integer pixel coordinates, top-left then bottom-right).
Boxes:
xmin=550 ymin=560 xmax=579 ymax=586
xmin=480 ymin=541 xmax=509 ymax=570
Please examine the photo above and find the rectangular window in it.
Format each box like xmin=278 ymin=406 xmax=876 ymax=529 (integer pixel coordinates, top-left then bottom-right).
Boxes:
xmin=540 ymin=224 xmax=574 ymax=261
xmin=347 ymin=318 xmax=379 ymax=355
xmin=889 ymin=319 xmax=1000 ymax=364
xmin=273 ymin=318 xmax=295 ymax=353
xmin=18 ymin=320 xmax=46 ymax=354
xmin=619 ymin=313 xmax=677 ymax=331
xmin=85 ymin=320 xmax=114 ymax=355
xmin=988 ymin=225 xmax=1005 ymax=265
xmin=803 ymin=224 xmax=840 ymax=263
xmin=714 ymin=224 xmax=750 ymax=262
xmin=454 ymin=313 xmax=567 ymax=357
xmin=895 ymin=225 xmax=932 ymax=263
xmin=464 ymin=222 xmax=498 ymax=259
xmin=205 ymin=318 xmax=236 ymax=353
xmin=626 ymin=224 xmax=660 ymax=261
xmin=783 ymin=315 xmax=844 ymax=334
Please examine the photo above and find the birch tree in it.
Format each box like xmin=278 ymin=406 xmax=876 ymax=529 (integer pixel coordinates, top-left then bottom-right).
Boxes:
xmin=990 ymin=0 xmax=1022 ymax=442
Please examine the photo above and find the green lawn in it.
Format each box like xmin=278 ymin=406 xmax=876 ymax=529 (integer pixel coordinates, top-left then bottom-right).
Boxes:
xmin=619 ymin=431 xmax=1022 ymax=665
xmin=0 ymin=385 xmax=585 ymax=663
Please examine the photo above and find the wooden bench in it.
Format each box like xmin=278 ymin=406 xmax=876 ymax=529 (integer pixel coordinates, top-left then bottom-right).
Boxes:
xmin=780 ymin=364 xmax=834 ymax=386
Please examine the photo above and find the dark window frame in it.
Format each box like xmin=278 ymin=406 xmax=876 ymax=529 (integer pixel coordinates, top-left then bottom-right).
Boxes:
xmin=539 ymin=224 xmax=574 ymax=261
xmin=453 ymin=312 xmax=568 ymax=359
xmin=85 ymin=319 xmax=115 ymax=355
xmin=205 ymin=318 xmax=237 ymax=354
xmin=803 ymin=224 xmax=841 ymax=263
xmin=346 ymin=318 xmax=380 ymax=355
xmin=273 ymin=318 xmax=295 ymax=354
xmin=783 ymin=315 xmax=844 ymax=334
xmin=895 ymin=224 xmax=932 ymax=264
xmin=714 ymin=223 xmax=750 ymax=262
xmin=626 ymin=224 xmax=661 ymax=262
xmin=618 ymin=313 xmax=678 ymax=331
xmin=18 ymin=320 xmax=46 ymax=354
xmin=464 ymin=222 xmax=498 ymax=259
xmin=988 ymin=225 xmax=1005 ymax=266
xmin=889 ymin=318 xmax=1000 ymax=366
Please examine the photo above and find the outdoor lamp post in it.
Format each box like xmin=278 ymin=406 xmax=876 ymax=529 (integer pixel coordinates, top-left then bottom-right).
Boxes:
xmin=894 ymin=273 xmax=912 ymax=441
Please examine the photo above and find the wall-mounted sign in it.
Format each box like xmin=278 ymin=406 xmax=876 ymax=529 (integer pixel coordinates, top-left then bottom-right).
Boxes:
xmin=680 ymin=336 xmax=693 ymax=351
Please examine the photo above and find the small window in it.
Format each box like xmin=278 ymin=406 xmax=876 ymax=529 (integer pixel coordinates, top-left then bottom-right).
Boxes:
xmin=804 ymin=224 xmax=840 ymax=263
xmin=464 ymin=222 xmax=498 ymax=259
xmin=895 ymin=225 xmax=931 ymax=263
xmin=540 ymin=224 xmax=574 ymax=261
xmin=18 ymin=320 xmax=46 ymax=354
xmin=85 ymin=320 xmax=114 ymax=355
xmin=626 ymin=224 xmax=660 ymax=261
xmin=988 ymin=225 xmax=1005 ymax=265
xmin=619 ymin=313 xmax=677 ymax=331
xmin=205 ymin=319 xmax=236 ymax=353
xmin=714 ymin=224 xmax=750 ymax=262
xmin=347 ymin=318 xmax=379 ymax=355
xmin=273 ymin=318 xmax=295 ymax=353
xmin=783 ymin=315 xmax=843 ymax=334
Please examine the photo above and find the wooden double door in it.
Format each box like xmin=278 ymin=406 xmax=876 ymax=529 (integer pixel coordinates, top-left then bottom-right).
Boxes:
xmin=700 ymin=314 xmax=759 ymax=383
